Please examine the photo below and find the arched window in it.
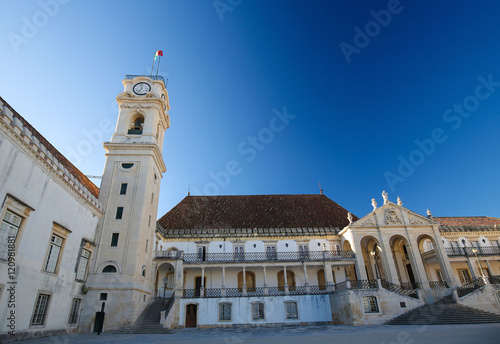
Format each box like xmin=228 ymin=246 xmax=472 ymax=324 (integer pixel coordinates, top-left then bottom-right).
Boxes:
xmin=128 ymin=114 xmax=144 ymax=135
xmin=102 ymin=265 xmax=117 ymax=273
xmin=141 ymin=268 xmax=146 ymax=277
xmin=362 ymin=296 xmax=379 ymax=313
xmin=237 ymin=271 xmax=255 ymax=291
xmin=277 ymin=270 xmax=296 ymax=291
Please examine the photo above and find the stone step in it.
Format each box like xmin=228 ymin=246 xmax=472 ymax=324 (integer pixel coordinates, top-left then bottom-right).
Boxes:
xmin=388 ymin=302 xmax=500 ymax=325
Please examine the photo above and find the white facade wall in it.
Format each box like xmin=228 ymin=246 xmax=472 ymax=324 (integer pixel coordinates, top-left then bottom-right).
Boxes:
xmin=0 ymin=110 xmax=101 ymax=336
xmin=179 ymin=295 xmax=332 ymax=327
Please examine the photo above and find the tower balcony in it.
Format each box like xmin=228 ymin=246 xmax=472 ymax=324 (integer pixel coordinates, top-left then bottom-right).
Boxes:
xmin=125 ymin=74 xmax=167 ymax=85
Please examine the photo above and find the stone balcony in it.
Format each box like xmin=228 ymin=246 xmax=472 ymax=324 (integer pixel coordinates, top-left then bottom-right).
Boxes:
xmin=154 ymin=250 xmax=355 ymax=264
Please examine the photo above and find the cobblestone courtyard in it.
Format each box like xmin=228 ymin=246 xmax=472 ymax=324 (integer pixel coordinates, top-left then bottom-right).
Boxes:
xmin=7 ymin=324 xmax=500 ymax=344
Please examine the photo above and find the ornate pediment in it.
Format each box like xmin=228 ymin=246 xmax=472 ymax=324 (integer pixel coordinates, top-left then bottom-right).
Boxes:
xmin=384 ymin=208 xmax=402 ymax=224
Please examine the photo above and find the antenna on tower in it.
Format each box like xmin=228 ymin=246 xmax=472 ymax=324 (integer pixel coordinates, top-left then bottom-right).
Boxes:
xmin=319 ymin=183 xmax=324 ymax=195
xmin=188 ymin=184 xmax=190 ymax=196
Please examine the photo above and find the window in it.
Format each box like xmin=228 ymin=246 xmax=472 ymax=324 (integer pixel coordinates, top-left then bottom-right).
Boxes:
xmin=218 ymin=302 xmax=232 ymax=321
xmin=266 ymin=245 xmax=277 ymax=260
xmin=450 ymin=241 xmax=460 ymax=254
xmin=298 ymin=245 xmax=309 ymax=258
xmin=252 ymin=302 xmax=265 ymax=320
xmin=102 ymin=265 xmax=117 ymax=273
xmin=76 ymin=249 xmax=90 ymax=281
xmin=285 ymin=301 xmax=298 ymax=319
xmin=121 ymin=163 xmax=134 ymax=169
xmin=234 ymin=246 xmax=244 ymax=260
xmin=148 ymin=215 xmax=151 ymax=227
xmin=100 ymin=293 xmax=108 ymax=301
xmin=68 ymin=298 xmax=81 ymax=324
xmin=151 ymin=193 xmax=154 ymax=204
xmin=31 ymin=293 xmax=50 ymax=325
xmin=436 ymin=269 xmax=444 ymax=283
xmin=120 ymin=183 xmax=128 ymax=195
xmin=458 ymin=269 xmax=471 ymax=284
xmin=197 ymin=246 xmax=207 ymax=261
xmin=362 ymin=296 xmax=379 ymax=313
xmin=145 ymin=239 xmax=148 ymax=252
xmin=44 ymin=235 xmax=63 ymax=273
xmin=111 ymin=233 xmax=119 ymax=247
xmin=0 ymin=210 xmax=22 ymax=260
xmin=115 ymin=207 xmax=123 ymax=219
xmin=141 ymin=268 xmax=146 ymax=277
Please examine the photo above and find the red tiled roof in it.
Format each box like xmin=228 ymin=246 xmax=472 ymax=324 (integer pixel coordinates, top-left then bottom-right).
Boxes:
xmin=157 ymin=194 xmax=356 ymax=233
xmin=434 ymin=216 xmax=500 ymax=227
xmin=0 ymin=96 xmax=99 ymax=198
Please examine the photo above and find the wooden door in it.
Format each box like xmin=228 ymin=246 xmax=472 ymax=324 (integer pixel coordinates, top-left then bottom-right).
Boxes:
xmin=185 ymin=304 xmax=197 ymax=328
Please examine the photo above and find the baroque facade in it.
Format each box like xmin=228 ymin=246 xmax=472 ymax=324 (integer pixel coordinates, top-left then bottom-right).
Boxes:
xmin=0 ymin=75 xmax=499 ymax=340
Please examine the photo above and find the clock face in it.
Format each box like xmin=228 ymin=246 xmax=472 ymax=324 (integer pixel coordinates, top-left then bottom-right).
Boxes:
xmin=133 ymin=82 xmax=151 ymax=95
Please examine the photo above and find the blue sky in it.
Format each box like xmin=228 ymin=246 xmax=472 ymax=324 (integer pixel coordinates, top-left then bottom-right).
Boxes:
xmin=1 ymin=0 xmax=499 ymax=219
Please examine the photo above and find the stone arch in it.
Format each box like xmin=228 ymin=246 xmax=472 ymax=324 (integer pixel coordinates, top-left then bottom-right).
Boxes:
xmin=277 ymin=269 xmax=296 ymax=290
xmin=416 ymin=234 xmax=452 ymax=287
xmin=128 ymin=112 xmax=145 ymax=134
xmin=156 ymin=262 xmax=175 ymax=298
xmin=237 ymin=270 xmax=256 ymax=290
xmin=360 ymin=235 xmax=386 ymax=281
xmin=389 ymin=234 xmax=417 ymax=287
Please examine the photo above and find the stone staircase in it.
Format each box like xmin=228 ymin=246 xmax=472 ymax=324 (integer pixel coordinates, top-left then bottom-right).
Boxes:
xmin=387 ymin=294 xmax=500 ymax=325
xmin=113 ymin=297 xmax=176 ymax=334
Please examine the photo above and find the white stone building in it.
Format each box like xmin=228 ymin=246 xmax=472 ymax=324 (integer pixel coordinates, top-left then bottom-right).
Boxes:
xmin=0 ymin=75 xmax=499 ymax=341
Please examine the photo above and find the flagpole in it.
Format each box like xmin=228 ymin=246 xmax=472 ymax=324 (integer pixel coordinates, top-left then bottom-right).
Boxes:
xmin=150 ymin=52 xmax=156 ymax=76
xmin=155 ymin=56 xmax=161 ymax=77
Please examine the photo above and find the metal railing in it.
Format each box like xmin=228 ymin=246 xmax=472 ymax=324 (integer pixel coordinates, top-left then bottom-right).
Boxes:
xmin=488 ymin=275 xmax=500 ymax=285
xmin=446 ymin=246 xmax=500 ymax=257
xmin=182 ymin=250 xmax=355 ymax=263
xmin=350 ymin=279 xmax=378 ymax=290
xmin=181 ymin=285 xmax=331 ymax=298
xmin=155 ymin=250 xmax=182 ymax=259
xmin=381 ymin=279 xmax=418 ymax=299
xmin=125 ymin=74 xmax=167 ymax=84
xmin=309 ymin=285 xmax=329 ymax=294
xmin=163 ymin=291 xmax=175 ymax=312
xmin=429 ymin=281 xmax=449 ymax=289
xmin=456 ymin=277 xmax=486 ymax=298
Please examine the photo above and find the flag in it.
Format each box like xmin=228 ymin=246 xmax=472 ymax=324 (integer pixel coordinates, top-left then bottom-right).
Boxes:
xmin=154 ymin=50 xmax=163 ymax=60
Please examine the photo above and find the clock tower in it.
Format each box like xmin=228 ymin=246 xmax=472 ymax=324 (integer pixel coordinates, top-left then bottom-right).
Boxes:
xmin=80 ymin=75 xmax=170 ymax=330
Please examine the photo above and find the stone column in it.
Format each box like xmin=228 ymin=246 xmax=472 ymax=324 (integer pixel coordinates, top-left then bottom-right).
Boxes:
xmin=324 ymin=262 xmax=335 ymax=291
xmin=431 ymin=226 xmax=459 ymax=288
xmin=221 ymin=266 xmax=226 ymax=297
xmin=242 ymin=266 xmax=247 ymax=296
xmin=283 ymin=266 xmax=289 ymax=295
xmin=406 ymin=234 xmax=430 ymax=289
xmin=263 ymin=266 xmax=268 ymax=295
xmin=303 ymin=263 xmax=310 ymax=293
xmin=200 ymin=267 xmax=205 ymax=297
